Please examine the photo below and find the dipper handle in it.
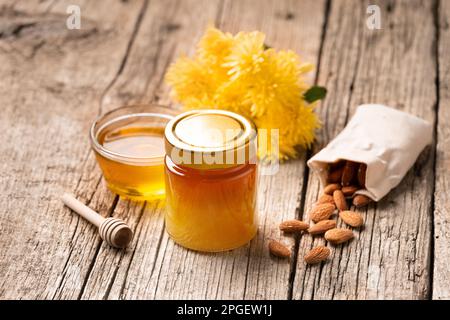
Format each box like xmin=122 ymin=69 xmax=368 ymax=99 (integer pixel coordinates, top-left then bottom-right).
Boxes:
xmin=62 ymin=193 xmax=105 ymax=227
xmin=62 ymin=193 xmax=133 ymax=248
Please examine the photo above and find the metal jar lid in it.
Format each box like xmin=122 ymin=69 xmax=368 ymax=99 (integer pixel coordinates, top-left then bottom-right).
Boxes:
xmin=164 ymin=109 xmax=257 ymax=169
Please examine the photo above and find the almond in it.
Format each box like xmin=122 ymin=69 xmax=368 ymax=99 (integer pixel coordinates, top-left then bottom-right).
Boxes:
xmin=339 ymin=210 xmax=364 ymax=227
xmin=279 ymin=220 xmax=309 ymax=233
xmin=325 ymin=228 xmax=354 ymax=244
xmin=357 ymin=163 xmax=367 ymax=188
xmin=304 ymin=246 xmax=331 ymax=264
xmin=316 ymin=194 xmax=335 ymax=205
xmin=308 ymin=220 xmax=336 ymax=235
xmin=341 ymin=161 xmax=358 ymax=186
xmin=323 ymin=183 xmax=341 ymax=195
xmin=333 ymin=189 xmax=347 ymax=211
xmin=341 ymin=185 xmax=358 ymax=197
xmin=309 ymin=203 xmax=336 ymax=223
xmin=327 ymin=166 xmax=344 ymax=183
xmin=268 ymin=240 xmax=290 ymax=258
xmin=353 ymin=194 xmax=372 ymax=207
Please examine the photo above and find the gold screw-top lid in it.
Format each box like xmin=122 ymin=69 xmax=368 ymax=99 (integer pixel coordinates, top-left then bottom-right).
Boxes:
xmin=164 ymin=109 xmax=257 ymax=169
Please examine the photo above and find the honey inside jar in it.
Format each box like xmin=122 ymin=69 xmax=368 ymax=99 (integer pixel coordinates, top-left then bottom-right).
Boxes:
xmin=164 ymin=110 xmax=258 ymax=252
xmin=165 ymin=157 xmax=257 ymax=252
xmin=90 ymin=105 xmax=175 ymax=200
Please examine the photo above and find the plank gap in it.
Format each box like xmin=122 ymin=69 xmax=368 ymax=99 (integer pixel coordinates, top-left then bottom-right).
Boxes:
xmin=314 ymin=0 xmax=332 ymax=84
xmin=104 ymin=201 xmax=148 ymax=300
xmin=98 ymin=0 xmax=149 ymax=114
xmin=214 ymin=0 xmax=226 ymax=26
xmin=429 ymin=0 xmax=442 ymax=300
xmin=287 ymin=0 xmax=332 ymax=300
xmin=76 ymin=195 xmax=119 ymax=300
xmin=75 ymin=0 xmax=150 ymax=297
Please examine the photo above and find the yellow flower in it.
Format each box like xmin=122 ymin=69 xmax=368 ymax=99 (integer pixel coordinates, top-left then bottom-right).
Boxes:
xmin=165 ymin=56 xmax=216 ymax=108
xmin=223 ymin=31 xmax=266 ymax=81
xmin=197 ymin=27 xmax=234 ymax=65
xmin=165 ymin=27 xmax=321 ymax=160
xmin=214 ymin=80 xmax=252 ymax=116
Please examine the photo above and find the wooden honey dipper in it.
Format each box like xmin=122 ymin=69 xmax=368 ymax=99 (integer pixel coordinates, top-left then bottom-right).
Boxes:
xmin=62 ymin=193 xmax=133 ymax=248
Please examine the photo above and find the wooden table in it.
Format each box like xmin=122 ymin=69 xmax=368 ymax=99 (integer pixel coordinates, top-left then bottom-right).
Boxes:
xmin=1 ymin=0 xmax=449 ymax=300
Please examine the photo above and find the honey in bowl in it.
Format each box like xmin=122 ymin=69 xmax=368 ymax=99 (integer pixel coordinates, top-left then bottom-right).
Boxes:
xmin=90 ymin=105 xmax=176 ymax=200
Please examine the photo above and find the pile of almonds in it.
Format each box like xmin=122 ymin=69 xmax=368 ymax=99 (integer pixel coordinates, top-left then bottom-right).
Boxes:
xmin=268 ymin=160 xmax=373 ymax=264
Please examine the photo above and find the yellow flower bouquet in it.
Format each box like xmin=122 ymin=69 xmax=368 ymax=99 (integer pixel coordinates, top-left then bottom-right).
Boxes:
xmin=165 ymin=27 xmax=326 ymax=160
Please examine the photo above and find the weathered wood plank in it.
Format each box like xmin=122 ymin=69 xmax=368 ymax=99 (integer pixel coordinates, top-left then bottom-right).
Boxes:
xmin=215 ymin=0 xmax=325 ymax=300
xmin=77 ymin=0 xmax=225 ymax=300
xmin=293 ymin=0 xmax=436 ymax=300
xmin=77 ymin=0 xmax=326 ymax=300
xmin=0 ymin=0 xmax=146 ymax=299
xmin=433 ymin=0 xmax=450 ymax=300
xmin=2 ymin=0 xmax=441 ymax=301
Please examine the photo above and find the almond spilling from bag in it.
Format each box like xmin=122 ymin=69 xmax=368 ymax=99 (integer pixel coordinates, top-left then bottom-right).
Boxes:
xmin=317 ymin=194 xmax=335 ymax=205
xmin=308 ymin=220 xmax=336 ymax=235
xmin=333 ymin=189 xmax=347 ymax=211
xmin=357 ymin=163 xmax=367 ymax=188
xmin=339 ymin=210 xmax=364 ymax=227
xmin=323 ymin=183 xmax=341 ymax=195
xmin=304 ymin=246 xmax=331 ymax=264
xmin=341 ymin=161 xmax=358 ymax=186
xmin=309 ymin=203 xmax=336 ymax=223
xmin=279 ymin=220 xmax=309 ymax=233
xmin=341 ymin=185 xmax=358 ymax=197
xmin=327 ymin=166 xmax=344 ymax=183
xmin=353 ymin=194 xmax=372 ymax=207
xmin=268 ymin=240 xmax=290 ymax=259
xmin=324 ymin=228 xmax=354 ymax=244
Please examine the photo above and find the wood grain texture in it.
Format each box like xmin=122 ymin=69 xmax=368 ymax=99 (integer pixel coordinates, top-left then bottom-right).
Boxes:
xmin=0 ymin=0 xmax=446 ymax=300
xmin=76 ymin=0 xmax=224 ymax=300
xmin=292 ymin=0 xmax=437 ymax=300
xmin=0 ymin=0 xmax=146 ymax=299
xmin=433 ymin=0 xmax=450 ymax=300
xmin=76 ymin=0 xmax=326 ymax=300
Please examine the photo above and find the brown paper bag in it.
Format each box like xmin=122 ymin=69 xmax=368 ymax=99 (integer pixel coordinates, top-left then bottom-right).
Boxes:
xmin=307 ymin=104 xmax=433 ymax=201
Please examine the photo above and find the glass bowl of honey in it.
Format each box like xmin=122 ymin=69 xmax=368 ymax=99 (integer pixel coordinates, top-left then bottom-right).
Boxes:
xmin=90 ymin=104 xmax=178 ymax=200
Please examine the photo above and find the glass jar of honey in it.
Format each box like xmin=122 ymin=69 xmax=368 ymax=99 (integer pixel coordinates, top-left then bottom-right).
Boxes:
xmin=164 ymin=110 xmax=258 ymax=252
xmin=90 ymin=105 xmax=177 ymax=200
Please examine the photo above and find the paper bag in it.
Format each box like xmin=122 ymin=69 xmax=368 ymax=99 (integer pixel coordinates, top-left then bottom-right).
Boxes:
xmin=307 ymin=104 xmax=433 ymax=201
